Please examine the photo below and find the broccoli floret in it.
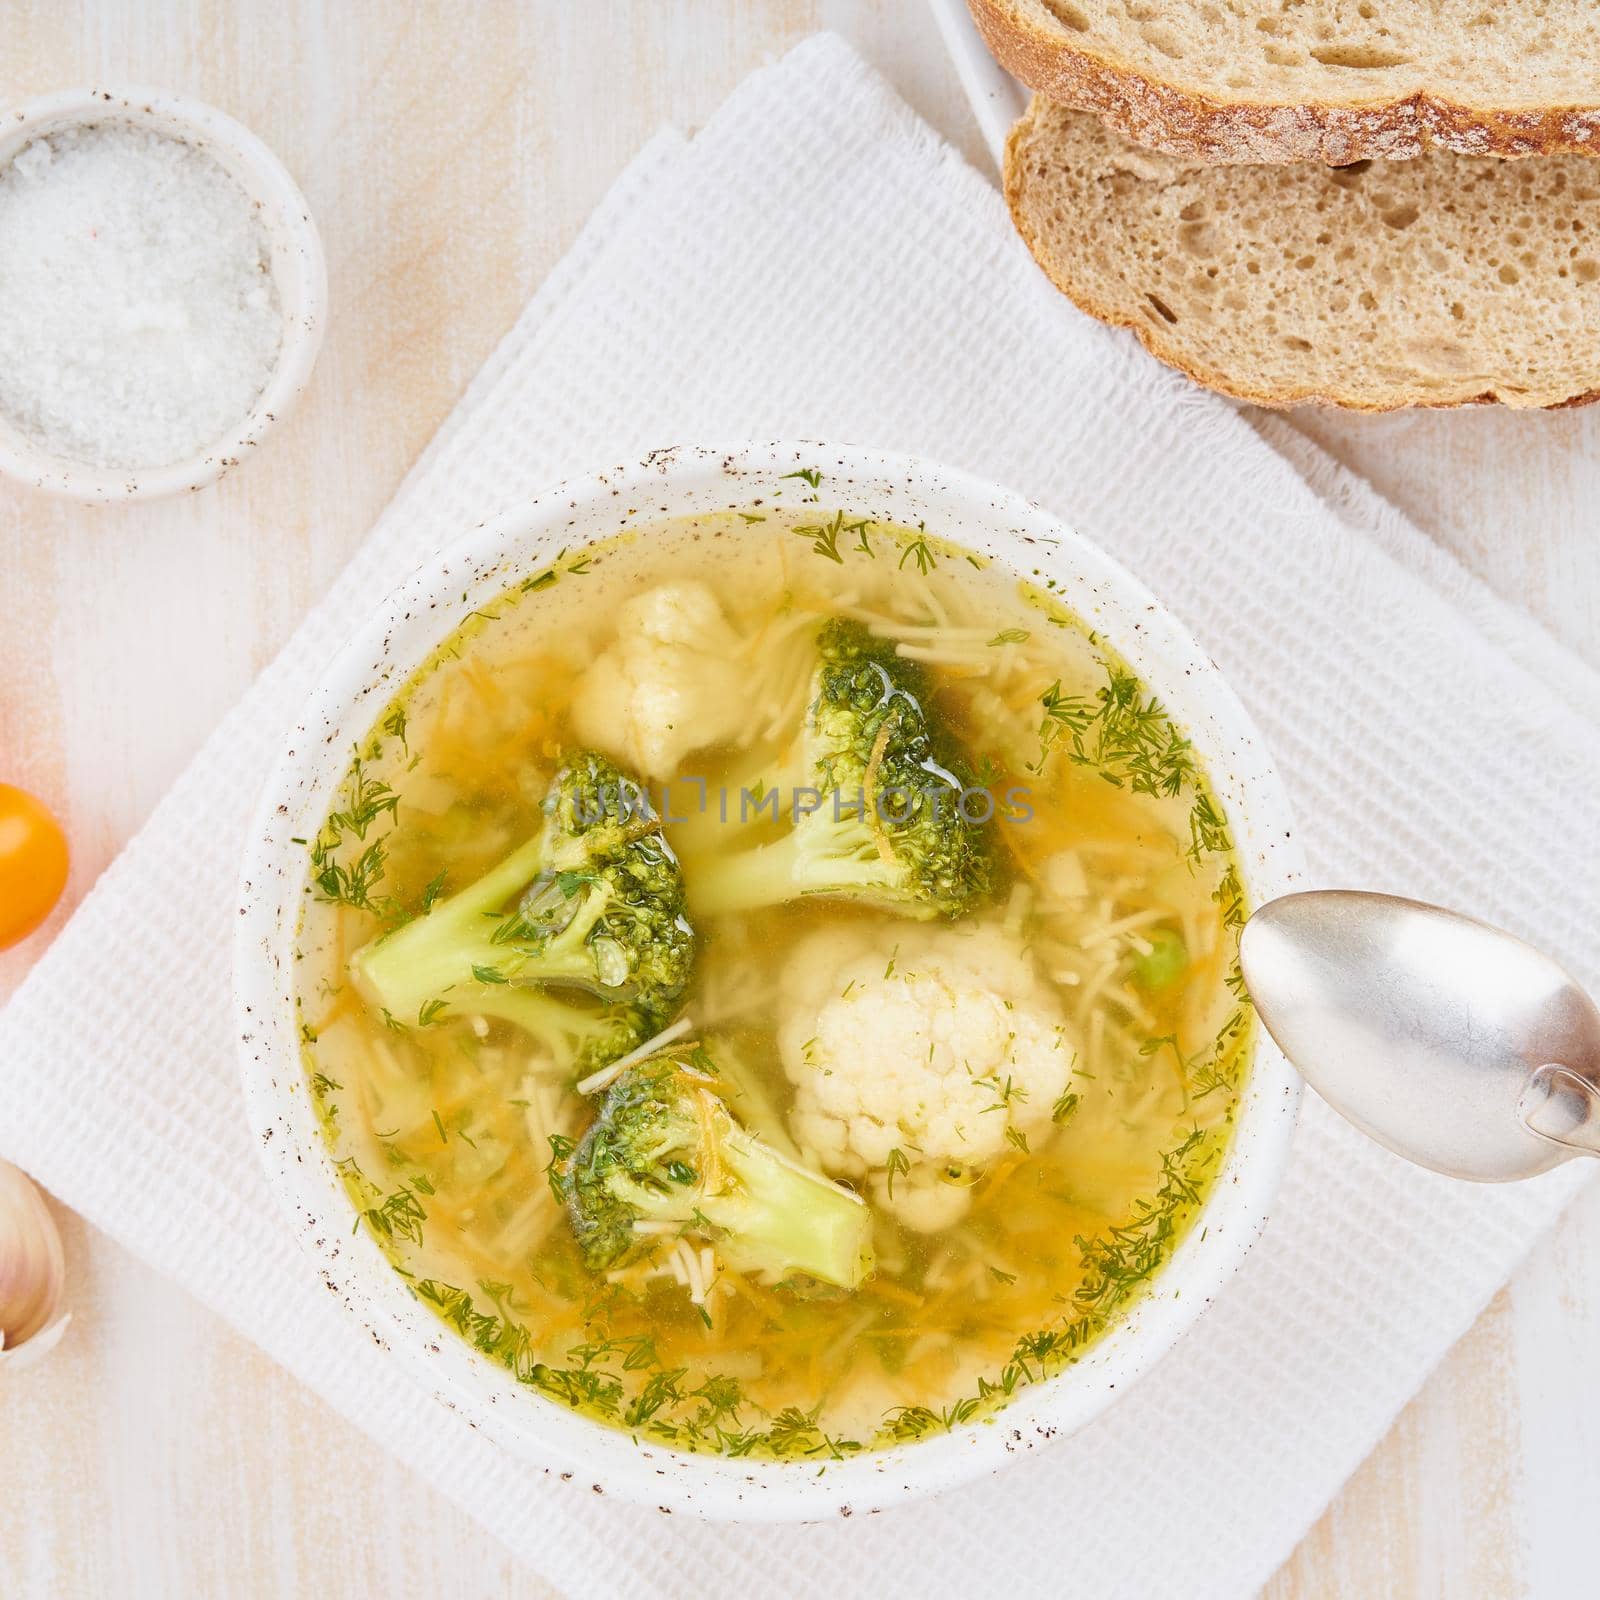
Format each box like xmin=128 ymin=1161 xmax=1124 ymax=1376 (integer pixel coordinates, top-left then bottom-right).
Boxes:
xmin=687 ymin=620 xmax=991 ymax=920
xmin=352 ymin=752 xmax=693 ymax=1075
xmin=559 ymin=1044 xmax=875 ymax=1291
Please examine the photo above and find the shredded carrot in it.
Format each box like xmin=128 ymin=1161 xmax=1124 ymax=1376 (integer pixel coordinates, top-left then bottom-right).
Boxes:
xmin=864 ymin=1278 xmax=925 ymax=1309
xmin=694 ymin=1088 xmax=726 ymax=1193
xmin=861 ymin=718 xmax=897 ymax=865
xmin=718 ymin=1266 xmax=785 ymax=1321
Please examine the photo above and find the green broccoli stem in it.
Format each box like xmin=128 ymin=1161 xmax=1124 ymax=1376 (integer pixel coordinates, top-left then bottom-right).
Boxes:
xmin=450 ymin=987 xmax=604 ymax=1063
xmin=355 ymin=834 xmax=634 ymax=1016
xmin=711 ymin=1043 xmax=804 ymax=1161
xmin=686 ymin=811 xmax=916 ymax=919
xmin=353 ymin=834 xmax=550 ymax=1022
xmin=354 ymin=963 xmax=645 ymax=1079
xmin=664 ymin=744 xmax=809 ymax=858
xmin=700 ymin=1126 xmax=874 ymax=1289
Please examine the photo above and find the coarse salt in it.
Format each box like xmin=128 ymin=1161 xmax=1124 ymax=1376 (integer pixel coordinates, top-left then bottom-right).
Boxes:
xmin=0 ymin=121 xmax=285 ymax=471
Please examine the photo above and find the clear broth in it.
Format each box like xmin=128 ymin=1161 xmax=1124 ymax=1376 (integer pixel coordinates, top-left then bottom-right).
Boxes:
xmin=296 ymin=499 xmax=1251 ymax=1458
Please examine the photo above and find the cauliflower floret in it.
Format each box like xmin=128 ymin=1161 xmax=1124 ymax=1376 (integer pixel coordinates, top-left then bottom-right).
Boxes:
xmin=777 ymin=921 xmax=1077 ymax=1231
xmin=867 ymin=1165 xmax=974 ymax=1234
xmin=570 ymin=582 xmax=746 ymax=781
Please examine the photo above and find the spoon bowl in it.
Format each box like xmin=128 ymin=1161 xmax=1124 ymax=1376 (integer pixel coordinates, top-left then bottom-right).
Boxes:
xmin=1241 ymin=891 xmax=1600 ymax=1181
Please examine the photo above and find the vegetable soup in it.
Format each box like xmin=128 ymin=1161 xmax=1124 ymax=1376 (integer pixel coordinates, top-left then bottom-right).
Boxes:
xmin=295 ymin=492 xmax=1251 ymax=1459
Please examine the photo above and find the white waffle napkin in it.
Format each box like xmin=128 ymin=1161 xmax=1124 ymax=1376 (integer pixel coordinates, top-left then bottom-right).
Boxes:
xmin=4 ymin=36 xmax=1599 ymax=1598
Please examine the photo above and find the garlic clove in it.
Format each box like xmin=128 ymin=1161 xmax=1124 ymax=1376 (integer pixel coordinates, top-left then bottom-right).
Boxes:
xmin=0 ymin=1311 xmax=71 ymax=1371
xmin=0 ymin=1158 xmax=68 ymax=1369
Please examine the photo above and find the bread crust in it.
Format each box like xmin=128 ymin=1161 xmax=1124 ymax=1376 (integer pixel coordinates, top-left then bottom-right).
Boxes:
xmin=970 ymin=0 xmax=1600 ymax=165
xmin=1000 ymin=103 xmax=1600 ymax=413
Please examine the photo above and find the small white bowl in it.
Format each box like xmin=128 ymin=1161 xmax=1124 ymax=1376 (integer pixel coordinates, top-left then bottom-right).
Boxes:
xmin=236 ymin=442 xmax=1305 ymax=1521
xmin=0 ymin=86 xmax=327 ymax=503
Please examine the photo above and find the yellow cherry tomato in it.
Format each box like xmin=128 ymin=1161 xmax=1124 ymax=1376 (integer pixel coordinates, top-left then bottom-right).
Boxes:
xmin=0 ymin=784 xmax=70 ymax=949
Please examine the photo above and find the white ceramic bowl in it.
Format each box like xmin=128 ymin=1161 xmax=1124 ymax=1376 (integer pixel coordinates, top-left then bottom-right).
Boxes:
xmin=0 ymin=86 xmax=327 ymax=503
xmin=236 ymin=442 xmax=1304 ymax=1521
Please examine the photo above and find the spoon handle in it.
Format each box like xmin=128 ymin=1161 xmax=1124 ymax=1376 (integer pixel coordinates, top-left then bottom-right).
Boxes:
xmin=1518 ymin=1064 xmax=1600 ymax=1159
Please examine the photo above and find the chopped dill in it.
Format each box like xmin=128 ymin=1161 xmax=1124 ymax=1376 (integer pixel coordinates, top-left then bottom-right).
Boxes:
xmin=794 ymin=513 xmax=845 ymax=564
xmin=1213 ymin=863 xmax=1246 ymax=928
xmin=308 ymin=755 xmax=400 ymax=913
xmin=519 ymin=549 xmax=590 ymax=593
xmin=1030 ymin=663 xmax=1233 ymax=862
xmin=897 ymin=527 xmax=936 ymax=574
xmin=978 ymin=1073 xmax=1027 ymax=1114
xmin=329 ymin=757 xmax=399 ymax=838
xmin=620 ymin=1335 xmax=660 ymax=1371
xmin=1034 ymin=667 xmax=1193 ymax=798
xmin=414 ymin=1281 xmax=541 ymax=1384
xmin=765 ymin=1404 xmax=831 ymax=1457
xmin=884 ymin=1146 xmax=911 ymax=1200
xmin=1187 ymin=1007 xmax=1252 ymax=1099
xmin=793 ymin=511 xmax=872 ymax=565
xmin=1050 ymin=1089 xmax=1081 ymax=1125
xmin=1187 ymin=788 xmax=1234 ymax=863
xmin=624 ymin=1367 xmax=690 ymax=1428
xmin=692 ymin=1373 xmax=744 ymax=1422
xmin=882 ymin=1396 xmax=980 ymax=1441
xmin=363 ymin=1185 xmax=427 ymax=1247
xmin=312 ymin=837 xmax=388 ymax=915
xmin=1073 ymin=1128 xmax=1211 ymax=1316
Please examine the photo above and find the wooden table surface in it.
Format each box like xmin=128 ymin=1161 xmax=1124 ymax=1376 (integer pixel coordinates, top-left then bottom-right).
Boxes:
xmin=3 ymin=5 xmax=1599 ymax=1596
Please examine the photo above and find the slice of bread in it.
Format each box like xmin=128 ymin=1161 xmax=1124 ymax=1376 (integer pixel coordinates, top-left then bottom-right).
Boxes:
xmin=971 ymin=0 xmax=1600 ymax=164
xmin=1005 ymin=95 xmax=1600 ymax=410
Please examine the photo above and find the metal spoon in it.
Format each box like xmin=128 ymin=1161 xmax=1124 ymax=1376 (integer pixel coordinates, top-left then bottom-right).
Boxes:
xmin=1239 ymin=891 xmax=1600 ymax=1181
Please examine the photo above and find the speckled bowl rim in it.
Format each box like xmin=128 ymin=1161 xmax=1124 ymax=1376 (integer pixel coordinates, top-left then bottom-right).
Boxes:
xmin=236 ymin=442 xmax=1306 ymax=1522
xmin=0 ymin=85 xmax=327 ymax=503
